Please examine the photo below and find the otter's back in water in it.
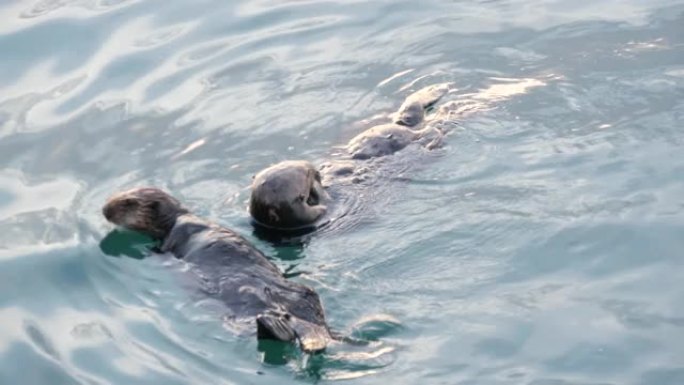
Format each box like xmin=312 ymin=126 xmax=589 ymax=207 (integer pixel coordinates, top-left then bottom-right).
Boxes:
xmin=161 ymin=214 xmax=330 ymax=350
xmin=102 ymin=187 xmax=332 ymax=352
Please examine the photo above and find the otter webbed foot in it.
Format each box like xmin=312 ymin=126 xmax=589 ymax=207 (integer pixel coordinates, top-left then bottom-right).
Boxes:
xmin=256 ymin=312 xmax=331 ymax=353
xmin=289 ymin=316 xmax=332 ymax=353
xmin=256 ymin=313 xmax=296 ymax=341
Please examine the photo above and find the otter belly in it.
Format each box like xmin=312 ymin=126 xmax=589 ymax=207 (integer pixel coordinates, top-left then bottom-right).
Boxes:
xmin=347 ymin=123 xmax=417 ymax=160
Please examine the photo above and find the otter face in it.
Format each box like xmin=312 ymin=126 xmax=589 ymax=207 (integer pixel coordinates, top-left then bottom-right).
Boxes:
xmin=250 ymin=161 xmax=329 ymax=230
xmin=102 ymin=187 xmax=188 ymax=240
xmin=395 ymin=100 xmax=425 ymax=127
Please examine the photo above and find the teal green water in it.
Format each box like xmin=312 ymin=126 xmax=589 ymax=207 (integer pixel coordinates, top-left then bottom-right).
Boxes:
xmin=1 ymin=0 xmax=683 ymax=383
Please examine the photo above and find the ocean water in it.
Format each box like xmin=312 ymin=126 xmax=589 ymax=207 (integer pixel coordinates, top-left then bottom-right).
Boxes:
xmin=1 ymin=0 xmax=683 ymax=383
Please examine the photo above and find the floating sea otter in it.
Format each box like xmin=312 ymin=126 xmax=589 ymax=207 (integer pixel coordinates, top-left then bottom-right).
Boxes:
xmin=249 ymin=83 xmax=451 ymax=231
xmin=102 ymin=187 xmax=333 ymax=352
xmin=249 ymin=76 xmax=548 ymax=232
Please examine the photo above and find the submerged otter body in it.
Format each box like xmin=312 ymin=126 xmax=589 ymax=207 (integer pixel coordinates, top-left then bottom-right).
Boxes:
xmin=102 ymin=187 xmax=332 ymax=352
xmin=249 ymin=83 xmax=451 ymax=230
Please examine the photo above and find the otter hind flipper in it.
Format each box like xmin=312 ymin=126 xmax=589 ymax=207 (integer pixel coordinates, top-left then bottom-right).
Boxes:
xmin=256 ymin=313 xmax=330 ymax=353
xmin=256 ymin=313 xmax=296 ymax=341
xmin=289 ymin=317 xmax=332 ymax=353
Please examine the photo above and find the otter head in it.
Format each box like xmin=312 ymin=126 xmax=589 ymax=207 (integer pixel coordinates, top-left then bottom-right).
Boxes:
xmin=395 ymin=100 xmax=425 ymax=127
xmin=249 ymin=161 xmax=329 ymax=230
xmin=102 ymin=187 xmax=188 ymax=240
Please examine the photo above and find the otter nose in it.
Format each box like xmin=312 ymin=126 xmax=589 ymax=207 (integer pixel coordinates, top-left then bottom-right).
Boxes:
xmin=102 ymin=203 xmax=115 ymax=222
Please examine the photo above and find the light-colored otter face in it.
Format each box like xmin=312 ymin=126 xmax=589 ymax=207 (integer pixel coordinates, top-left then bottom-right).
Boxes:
xmin=395 ymin=100 xmax=425 ymax=127
xmin=102 ymin=187 xmax=188 ymax=240
xmin=250 ymin=161 xmax=329 ymax=230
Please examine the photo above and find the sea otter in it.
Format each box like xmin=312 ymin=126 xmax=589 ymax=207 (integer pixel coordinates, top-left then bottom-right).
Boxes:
xmin=249 ymin=83 xmax=451 ymax=231
xmin=102 ymin=187 xmax=332 ymax=352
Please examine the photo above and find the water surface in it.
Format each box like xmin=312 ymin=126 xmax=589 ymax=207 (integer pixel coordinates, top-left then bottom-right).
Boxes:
xmin=1 ymin=0 xmax=683 ymax=383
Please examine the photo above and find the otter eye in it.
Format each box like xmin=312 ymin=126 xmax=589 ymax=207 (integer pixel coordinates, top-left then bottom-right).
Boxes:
xmin=314 ymin=171 xmax=322 ymax=183
xmin=121 ymin=199 xmax=136 ymax=207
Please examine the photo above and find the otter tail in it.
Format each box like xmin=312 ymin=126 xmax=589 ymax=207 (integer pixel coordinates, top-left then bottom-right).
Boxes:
xmin=256 ymin=312 xmax=331 ymax=353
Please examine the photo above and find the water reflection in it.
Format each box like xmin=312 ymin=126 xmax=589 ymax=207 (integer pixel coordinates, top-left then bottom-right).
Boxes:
xmin=99 ymin=228 xmax=157 ymax=259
